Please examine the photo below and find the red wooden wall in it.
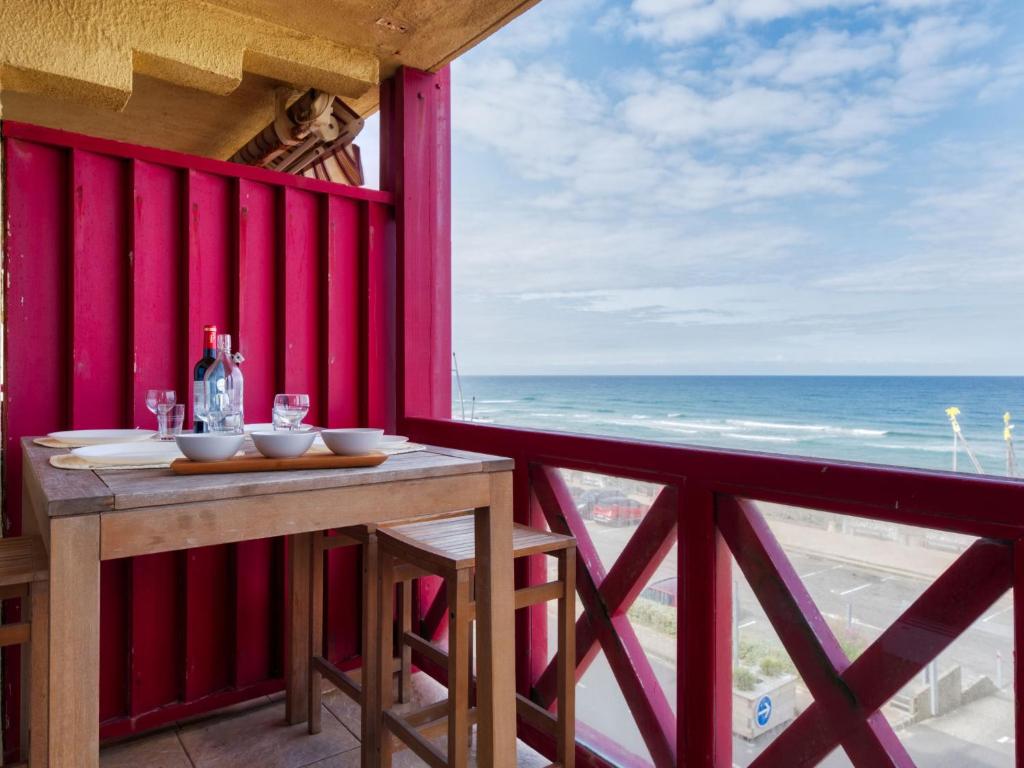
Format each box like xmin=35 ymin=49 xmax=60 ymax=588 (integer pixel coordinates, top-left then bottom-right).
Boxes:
xmin=0 ymin=120 xmax=396 ymax=747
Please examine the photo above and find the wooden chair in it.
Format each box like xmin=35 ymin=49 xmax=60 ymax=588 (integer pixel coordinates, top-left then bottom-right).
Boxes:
xmin=0 ymin=536 xmax=49 ymax=767
xmin=374 ymin=514 xmax=577 ymax=768
xmin=307 ymin=526 xmax=418 ymax=757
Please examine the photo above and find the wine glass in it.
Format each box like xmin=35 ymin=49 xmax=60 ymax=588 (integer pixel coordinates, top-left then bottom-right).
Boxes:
xmin=145 ymin=389 xmax=176 ymax=439
xmin=273 ymin=394 xmax=310 ymax=431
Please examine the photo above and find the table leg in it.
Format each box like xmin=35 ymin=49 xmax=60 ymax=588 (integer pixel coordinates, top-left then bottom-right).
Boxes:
xmin=474 ymin=471 xmax=516 ymax=767
xmin=286 ymin=532 xmax=312 ymax=724
xmin=48 ymin=515 xmax=100 ymax=767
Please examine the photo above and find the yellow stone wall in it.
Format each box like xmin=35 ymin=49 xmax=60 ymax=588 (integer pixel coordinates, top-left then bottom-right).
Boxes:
xmin=0 ymin=0 xmax=379 ymax=156
xmin=0 ymin=0 xmax=378 ymax=109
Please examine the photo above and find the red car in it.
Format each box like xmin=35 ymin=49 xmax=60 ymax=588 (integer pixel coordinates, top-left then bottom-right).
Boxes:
xmin=592 ymin=493 xmax=644 ymax=526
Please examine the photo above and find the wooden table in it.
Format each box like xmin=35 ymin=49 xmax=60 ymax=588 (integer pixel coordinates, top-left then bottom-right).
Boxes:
xmin=20 ymin=439 xmax=517 ymax=768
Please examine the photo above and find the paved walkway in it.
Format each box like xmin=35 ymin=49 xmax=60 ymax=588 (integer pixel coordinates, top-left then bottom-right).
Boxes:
xmin=766 ymin=513 xmax=959 ymax=581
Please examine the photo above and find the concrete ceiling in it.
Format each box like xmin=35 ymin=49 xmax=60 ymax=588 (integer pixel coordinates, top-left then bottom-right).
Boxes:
xmin=0 ymin=0 xmax=540 ymax=159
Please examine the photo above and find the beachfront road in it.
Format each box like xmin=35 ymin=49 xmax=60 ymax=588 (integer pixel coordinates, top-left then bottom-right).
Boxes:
xmin=577 ymin=520 xmax=1015 ymax=765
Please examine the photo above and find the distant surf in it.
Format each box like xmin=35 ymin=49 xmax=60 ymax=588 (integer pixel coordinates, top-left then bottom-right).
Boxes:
xmin=452 ymin=375 xmax=1023 ymax=476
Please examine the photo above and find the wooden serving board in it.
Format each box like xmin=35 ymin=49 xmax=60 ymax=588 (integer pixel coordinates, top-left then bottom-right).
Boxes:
xmin=170 ymin=452 xmax=388 ymax=475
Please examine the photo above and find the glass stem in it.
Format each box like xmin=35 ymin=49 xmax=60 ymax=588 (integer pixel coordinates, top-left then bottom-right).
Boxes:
xmin=157 ymin=411 xmax=168 ymax=438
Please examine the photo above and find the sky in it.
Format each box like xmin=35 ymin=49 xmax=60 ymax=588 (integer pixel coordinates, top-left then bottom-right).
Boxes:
xmin=364 ymin=0 xmax=1024 ymax=376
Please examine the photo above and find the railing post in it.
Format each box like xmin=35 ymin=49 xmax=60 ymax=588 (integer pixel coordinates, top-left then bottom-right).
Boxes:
xmin=679 ymin=482 xmax=731 ymax=767
xmin=1015 ymin=538 xmax=1024 ymax=768
xmin=380 ymin=65 xmax=452 ymax=429
xmin=380 ymin=64 xmax=453 ymax=659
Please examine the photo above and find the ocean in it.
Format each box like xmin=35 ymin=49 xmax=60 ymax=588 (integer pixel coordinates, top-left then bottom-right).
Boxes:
xmin=452 ymin=376 xmax=1024 ymax=476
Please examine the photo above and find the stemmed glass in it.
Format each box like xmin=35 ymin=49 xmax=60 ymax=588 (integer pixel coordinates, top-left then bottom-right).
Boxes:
xmin=273 ymin=394 xmax=310 ymax=431
xmin=145 ymin=389 xmax=177 ymax=440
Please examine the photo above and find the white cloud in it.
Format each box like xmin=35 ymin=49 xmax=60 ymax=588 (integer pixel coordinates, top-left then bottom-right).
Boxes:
xmin=615 ymin=0 xmax=966 ymax=45
xmin=740 ymin=29 xmax=893 ymax=83
xmin=447 ymin=0 xmax=1024 ymax=373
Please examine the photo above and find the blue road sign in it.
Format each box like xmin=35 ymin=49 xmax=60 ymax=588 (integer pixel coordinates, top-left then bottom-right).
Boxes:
xmin=756 ymin=695 xmax=773 ymax=727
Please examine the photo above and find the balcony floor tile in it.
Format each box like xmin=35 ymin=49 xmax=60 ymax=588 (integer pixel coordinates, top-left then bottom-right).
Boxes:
xmin=100 ymin=672 xmax=550 ymax=768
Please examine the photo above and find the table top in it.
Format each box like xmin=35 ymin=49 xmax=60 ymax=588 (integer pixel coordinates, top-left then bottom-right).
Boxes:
xmin=21 ymin=438 xmax=513 ymax=518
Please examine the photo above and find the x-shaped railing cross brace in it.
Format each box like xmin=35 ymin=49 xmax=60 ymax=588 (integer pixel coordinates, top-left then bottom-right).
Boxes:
xmin=530 ymin=464 xmax=679 ymax=767
xmin=718 ymin=496 xmax=1013 ymax=768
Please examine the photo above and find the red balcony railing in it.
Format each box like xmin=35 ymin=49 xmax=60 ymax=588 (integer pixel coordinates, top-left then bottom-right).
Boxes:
xmin=404 ymin=415 xmax=1024 ymax=768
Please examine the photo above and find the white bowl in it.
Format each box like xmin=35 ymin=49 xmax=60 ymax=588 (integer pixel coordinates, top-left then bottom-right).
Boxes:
xmin=174 ymin=433 xmax=245 ymax=462
xmin=251 ymin=430 xmax=316 ymax=459
xmin=321 ymin=428 xmax=384 ymax=456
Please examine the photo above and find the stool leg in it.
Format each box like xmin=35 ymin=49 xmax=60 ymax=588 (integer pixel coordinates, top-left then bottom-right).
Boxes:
xmin=361 ymin=535 xmax=381 ymax=768
xmin=308 ymin=536 xmax=324 ymax=735
xmin=557 ymin=548 xmax=576 ymax=768
xmin=448 ymin=570 xmax=471 ymax=768
xmin=468 ymin=619 xmax=475 ymax=751
xmin=375 ymin=552 xmax=394 ymax=768
xmin=397 ymin=579 xmax=412 ymax=704
xmin=29 ymin=580 xmax=49 ymax=768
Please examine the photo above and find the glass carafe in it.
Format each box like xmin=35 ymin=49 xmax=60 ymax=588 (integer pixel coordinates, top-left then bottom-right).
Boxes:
xmin=199 ymin=334 xmax=245 ymax=433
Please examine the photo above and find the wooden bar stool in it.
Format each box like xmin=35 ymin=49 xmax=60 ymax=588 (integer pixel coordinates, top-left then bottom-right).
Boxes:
xmin=0 ymin=536 xmax=49 ymax=767
xmin=374 ymin=514 xmax=576 ymax=768
xmin=307 ymin=526 xmax=419 ymax=765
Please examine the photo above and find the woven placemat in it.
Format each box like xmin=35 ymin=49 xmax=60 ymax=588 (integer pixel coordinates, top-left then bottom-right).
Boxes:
xmin=50 ymin=454 xmax=173 ymax=471
xmin=34 ymin=437 xmax=87 ymax=448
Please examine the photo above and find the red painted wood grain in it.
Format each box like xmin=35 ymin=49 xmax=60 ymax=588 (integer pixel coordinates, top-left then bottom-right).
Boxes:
xmin=234 ymin=179 xmax=285 ymax=687
xmin=324 ymin=195 xmax=363 ymax=428
xmin=131 ymin=160 xmax=185 ymax=428
xmin=279 ymin=187 xmax=324 ymax=426
xmin=130 ymin=553 xmax=184 ymax=714
xmin=236 ymin=179 xmax=278 ymax=422
xmin=69 ymin=150 xmax=131 ymax=430
xmin=1 ymin=138 xmax=68 ymax=760
xmin=2 ymin=121 xmax=395 ymax=748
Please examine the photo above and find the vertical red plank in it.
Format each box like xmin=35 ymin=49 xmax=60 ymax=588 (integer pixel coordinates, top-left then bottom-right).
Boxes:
xmin=184 ymin=170 xmax=233 ymax=423
xmin=679 ymin=484 xmax=731 ymax=767
xmin=100 ymin=560 xmax=131 ymax=721
xmin=380 ymin=66 xmax=452 ymax=424
xmin=324 ymin=547 xmax=361 ymax=664
xmin=363 ymin=201 xmax=396 ymax=431
xmin=234 ymin=537 xmax=277 ymax=685
xmin=279 ymin=188 xmax=324 ymax=426
xmin=324 ymin=196 xmax=363 ymax=428
xmin=130 ymin=553 xmax=183 ymax=713
xmin=69 ymin=150 xmax=131 ymax=429
xmin=236 ymin=179 xmax=278 ymax=421
xmin=322 ymin=196 xmax=364 ymax=664
xmin=130 ymin=160 xmax=185 ymax=426
xmin=1 ymin=138 xmax=69 ymax=761
xmin=70 ymin=149 xmax=134 ymax=722
xmin=129 ymin=159 xmax=186 ymax=715
xmin=183 ymin=170 xmax=234 ymax=699
xmin=234 ymin=179 xmax=282 ymax=686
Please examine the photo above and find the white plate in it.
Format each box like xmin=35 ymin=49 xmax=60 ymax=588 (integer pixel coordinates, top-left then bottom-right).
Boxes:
xmin=381 ymin=435 xmax=409 ymax=445
xmin=48 ymin=429 xmax=156 ymax=445
xmin=72 ymin=441 xmax=183 ymax=465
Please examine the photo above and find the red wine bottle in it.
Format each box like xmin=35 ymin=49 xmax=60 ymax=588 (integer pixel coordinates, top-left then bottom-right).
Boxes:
xmin=192 ymin=324 xmax=218 ymax=432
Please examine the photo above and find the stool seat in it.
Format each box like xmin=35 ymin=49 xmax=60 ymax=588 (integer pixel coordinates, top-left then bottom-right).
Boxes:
xmin=379 ymin=516 xmax=575 ymax=571
xmin=0 ymin=536 xmax=49 ymax=767
xmin=0 ymin=536 xmax=48 ymax=587
xmin=375 ymin=515 xmax=577 ymax=768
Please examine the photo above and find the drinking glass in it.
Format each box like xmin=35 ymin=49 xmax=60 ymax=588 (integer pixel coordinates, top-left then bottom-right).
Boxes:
xmin=146 ymin=389 xmax=176 ymax=438
xmin=159 ymin=404 xmax=185 ymax=440
xmin=273 ymin=394 xmax=310 ymax=431
xmin=208 ymin=408 xmax=243 ymax=435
